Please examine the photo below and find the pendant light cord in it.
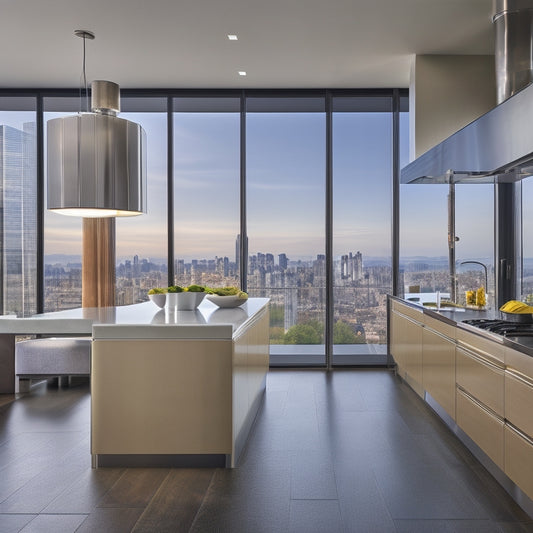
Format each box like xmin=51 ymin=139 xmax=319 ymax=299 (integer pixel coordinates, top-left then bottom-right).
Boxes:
xmin=79 ymin=34 xmax=89 ymax=113
xmin=75 ymin=30 xmax=94 ymax=113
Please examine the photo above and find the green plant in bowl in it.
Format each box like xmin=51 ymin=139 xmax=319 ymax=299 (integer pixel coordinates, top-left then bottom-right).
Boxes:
xmin=186 ymin=284 xmax=206 ymax=293
xmin=148 ymin=287 xmax=167 ymax=295
xmin=167 ymin=285 xmax=184 ymax=293
xmin=148 ymin=287 xmax=167 ymax=308
xmin=206 ymin=286 xmax=249 ymax=307
xmin=206 ymin=286 xmax=247 ymax=298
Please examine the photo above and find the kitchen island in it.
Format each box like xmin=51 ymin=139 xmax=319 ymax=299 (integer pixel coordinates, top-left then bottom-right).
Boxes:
xmin=388 ymin=295 xmax=533 ymax=516
xmin=0 ymin=298 xmax=270 ymax=468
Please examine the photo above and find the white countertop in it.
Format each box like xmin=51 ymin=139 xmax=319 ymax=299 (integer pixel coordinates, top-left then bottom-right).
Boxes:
xmin=0 ymin=298 xmax=269 ymax=339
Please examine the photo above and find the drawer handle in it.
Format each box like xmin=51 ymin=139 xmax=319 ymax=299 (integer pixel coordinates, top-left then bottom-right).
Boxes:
xmin=424 ymin=326 xmax=452 ymax=342
xmin=506 ymin=422 xmax=533 ymax=446
xmin=456 ymin=386 xmax=504 ymax=422
xmin=505 ymin=368 xmax=533 ymax=388
xmin=457 ymin=346 xmax=505 ymax=371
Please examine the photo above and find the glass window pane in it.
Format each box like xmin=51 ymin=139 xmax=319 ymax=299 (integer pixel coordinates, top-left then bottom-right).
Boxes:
xmin=332 ymin=96 xmax=393 ymax=364
xmin=115 ymin=101 xmax=168 ymax=305
xmin=0 ymin=97 xmax=37 ymax=316
xmin=43 ymin=97 xmax=82 ymax=312
xmin=521 ymin=178 xmax=533 ymax=302
xmin=173 ymin=98 xmax=240 ymax=290
xmin=247 ymin=99 xmax=326 ymax=364
xmin=400 ymin=183 xmax=450 ymax=298
xmin=455 ymin=184 xmax=494 ymax=307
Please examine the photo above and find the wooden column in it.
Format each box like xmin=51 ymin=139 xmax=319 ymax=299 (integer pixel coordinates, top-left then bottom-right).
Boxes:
xmin=82 ymin=218 xmax=116 ymax=308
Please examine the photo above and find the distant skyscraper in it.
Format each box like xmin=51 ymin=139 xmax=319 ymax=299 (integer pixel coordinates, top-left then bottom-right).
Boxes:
xmin=284 ymin=286 xmax=298 ymax=331
xmin=341 ymin=251 xmax=363 ymax=282
xmin=278 ymin=253 xmax=288 ymax=270
xmin=235 ymin=234 xmax=240 ymax=272
xmin=0 ymin=123 xmax=37 ymax=316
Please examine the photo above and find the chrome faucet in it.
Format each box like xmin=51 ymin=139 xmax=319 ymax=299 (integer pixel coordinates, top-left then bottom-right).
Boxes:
xmin=459 ymin=261 xmax=488 ymax=294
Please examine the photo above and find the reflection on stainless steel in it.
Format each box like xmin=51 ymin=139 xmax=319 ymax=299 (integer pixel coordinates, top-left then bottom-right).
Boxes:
xmin=402 ymin=0 xmax=533 ymax=185
xmin=494 ymin=0 xmax=533 ymax=105
xmin=401 ymin=82 xmax=533 ymax=184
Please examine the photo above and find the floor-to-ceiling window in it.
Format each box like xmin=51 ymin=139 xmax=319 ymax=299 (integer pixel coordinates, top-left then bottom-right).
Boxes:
xmin=455 ymin=183 xmax=494 ymax=306
xmin=521 ymin=178 xmax=533 ymax=301
xmin=246 ymin=97 xmax=326 ymax=365
xmin=115 ymin=97 xmax=168 ymax=305
xmin=173 ymin=97 xmax=241 ymax=289
xmin=0 ymin=97 xmax=37 ymax=317
xmin=1 ymin=88 xmax=407 ymax=367
xmin=332 ymin=96 xmax=394 ymax=364
xmin=43 ymin=97 xmax=83 ymax=312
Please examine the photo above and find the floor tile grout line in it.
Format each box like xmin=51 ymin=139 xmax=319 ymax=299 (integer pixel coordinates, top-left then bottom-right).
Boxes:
xmin=187 ymin=469 xmax=218 ymax=533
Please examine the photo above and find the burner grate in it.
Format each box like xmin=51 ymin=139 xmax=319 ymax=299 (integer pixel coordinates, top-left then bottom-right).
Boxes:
xmin=462 ymin=318 xmax=533 ymax=337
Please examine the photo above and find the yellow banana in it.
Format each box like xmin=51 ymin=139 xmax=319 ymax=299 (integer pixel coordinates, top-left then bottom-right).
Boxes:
xmin=500 ymin=300 xmax=533 ymax=314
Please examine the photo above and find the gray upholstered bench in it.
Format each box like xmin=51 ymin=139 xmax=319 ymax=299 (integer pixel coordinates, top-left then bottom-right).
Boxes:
xmin=15 ymin=337 xmax=91 ymax=392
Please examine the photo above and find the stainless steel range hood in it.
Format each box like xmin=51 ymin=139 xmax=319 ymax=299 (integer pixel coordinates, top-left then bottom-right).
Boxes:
xmin=401 ymin=82 xmax=533 ymax=184
xmin=402 ymin=0 xmax=533 ymax=185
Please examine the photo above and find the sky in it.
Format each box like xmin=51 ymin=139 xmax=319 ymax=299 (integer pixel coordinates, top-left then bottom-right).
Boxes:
xmin=2 ymin=102 xmax=504 ymax=265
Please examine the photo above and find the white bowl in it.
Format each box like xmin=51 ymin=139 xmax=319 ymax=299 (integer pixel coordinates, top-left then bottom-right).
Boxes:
xmin=206 ymin=294 xmax=248 ymax=308
xmin=149 ymin=293 xmax=166 ymax=308
xmin=176 ymin=292 xmax=206 ymax=310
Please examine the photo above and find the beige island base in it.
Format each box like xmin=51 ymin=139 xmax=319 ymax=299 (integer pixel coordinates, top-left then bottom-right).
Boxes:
xmin=90 ymin=298 xmax=270 ymax=468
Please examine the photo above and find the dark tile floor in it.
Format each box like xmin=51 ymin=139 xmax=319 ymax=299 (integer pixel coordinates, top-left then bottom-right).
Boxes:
xmin=0 ymin=369 xmax=532 ymax=532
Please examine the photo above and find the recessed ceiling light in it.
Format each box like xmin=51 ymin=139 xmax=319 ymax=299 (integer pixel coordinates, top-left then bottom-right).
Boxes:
xmin=228 ymin=34 xmax=238 ymax=40
xmin=238 ymin=71 xmax=247 ymax=76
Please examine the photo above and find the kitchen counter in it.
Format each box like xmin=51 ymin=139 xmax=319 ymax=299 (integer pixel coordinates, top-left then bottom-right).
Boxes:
xmin=0 ymin=298 xmax=268 ymax=336
xmin=390 ymin=296 xmax=533 ymax=358
xmin=0 ymin=299 xmax=269 ymax=393
xmin=389 ymin=295 xmax=533 ymax=516
xmin=90 ymin=298 xmax=270 ymax=468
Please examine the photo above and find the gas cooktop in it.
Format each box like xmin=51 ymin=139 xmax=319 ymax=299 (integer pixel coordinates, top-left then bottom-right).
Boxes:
xmin=462 ymin=318 xmax=533 ymax=337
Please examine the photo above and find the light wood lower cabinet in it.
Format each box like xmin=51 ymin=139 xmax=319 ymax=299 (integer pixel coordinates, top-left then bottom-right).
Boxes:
xmin=423 ymin=326 xmax=456 ymax=419
xmin=505 ymin=369 xmax=533 ymax=441
xmin=456 ymin=345 xmax=504 ymax=417
xmin=456 ymin=387 xmax=505 ymax=470
xmin=389 ymin=298 xmax=533 ymax=508
xmin=91 ymin=307 xmax=270 ymax=468
xmin=505 ymin=424 xmax=533 ymax=499
xmin=390 ymin=309 xmax=423 ymax=395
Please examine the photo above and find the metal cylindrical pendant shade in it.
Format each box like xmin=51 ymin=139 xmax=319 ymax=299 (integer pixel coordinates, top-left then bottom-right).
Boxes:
xmin=47 ymin=111 xmax=146 ymax=217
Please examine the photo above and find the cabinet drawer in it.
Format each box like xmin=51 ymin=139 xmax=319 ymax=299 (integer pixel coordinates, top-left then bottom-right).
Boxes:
xmin=456 ymin=346 xmax=504 ymax=417
xmin=504 ymin=424 xmax=533 ymax=499
xmin=423 ymin=327 xmax=456 ymax=419
xmin=456 ymin=328 xmax=504 ymax=364
xmin=424 ymin=314 xmax=455 ymax=340
xmin=391 ymin=311 xmax=423 ymax=394
xmin=456 ymin=387 xmax=504 ymax=469
xmin=391 ymin=300 xmax=423 ymax=322
xmin=505 ymin=370 xmax=533 ymax=439
xmin=505 ymin=347 xmax=533 ymax=380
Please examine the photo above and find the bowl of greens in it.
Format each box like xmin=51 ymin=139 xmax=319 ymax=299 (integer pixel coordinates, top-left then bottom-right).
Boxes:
xmin=206 ymin=287 xmax=248 ymax=308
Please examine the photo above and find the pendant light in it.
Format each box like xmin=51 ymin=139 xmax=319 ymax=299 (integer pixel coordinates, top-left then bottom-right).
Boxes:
xmin=47 ymin=30 xmax=146 ymax=217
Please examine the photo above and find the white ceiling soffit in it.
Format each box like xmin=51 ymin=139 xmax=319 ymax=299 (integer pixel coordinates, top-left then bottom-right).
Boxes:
xmin=0 ymin=0 xmax=494 ymax=89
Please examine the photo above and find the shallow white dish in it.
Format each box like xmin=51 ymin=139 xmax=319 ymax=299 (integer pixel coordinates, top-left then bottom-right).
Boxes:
xmin=206 ymin=294 xmax=248 ymax=308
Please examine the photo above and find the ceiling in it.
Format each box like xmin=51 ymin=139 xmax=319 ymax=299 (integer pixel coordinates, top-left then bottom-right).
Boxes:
xmin=1 ymin=0 xmax=494 ymax=89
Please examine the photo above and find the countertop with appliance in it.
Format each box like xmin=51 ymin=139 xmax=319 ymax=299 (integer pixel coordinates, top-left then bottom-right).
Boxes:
xmin=391 ymin=296 xmax=533 ymax=358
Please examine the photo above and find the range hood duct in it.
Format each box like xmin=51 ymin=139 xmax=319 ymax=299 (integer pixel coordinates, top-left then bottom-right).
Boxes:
xmin=401 ymin=0 xmax=533 ymax=185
